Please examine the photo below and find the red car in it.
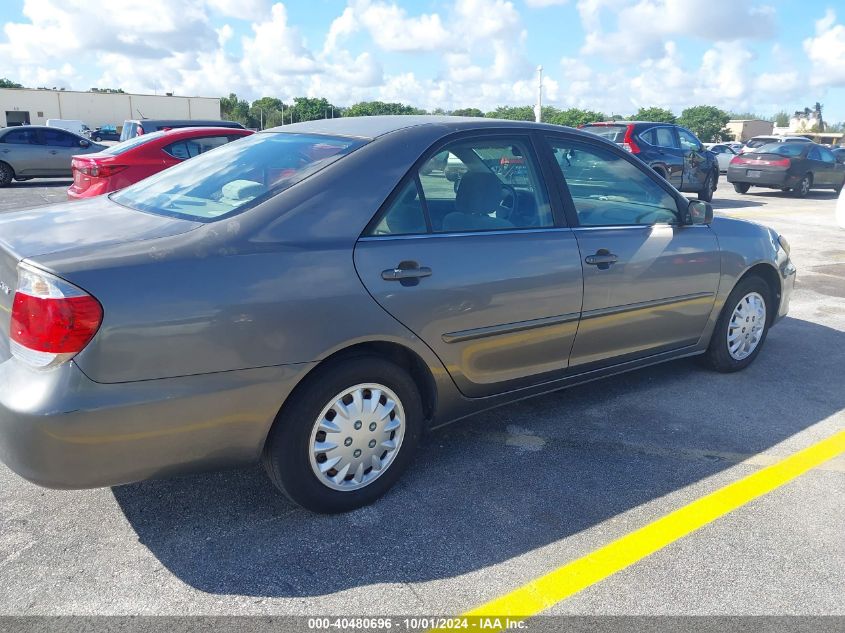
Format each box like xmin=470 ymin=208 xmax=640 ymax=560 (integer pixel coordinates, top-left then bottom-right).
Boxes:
xmin=68 ymin=127 xmax=253 ymax=199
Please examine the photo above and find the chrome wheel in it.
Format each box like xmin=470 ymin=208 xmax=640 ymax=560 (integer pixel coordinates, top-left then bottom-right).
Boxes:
xmin=727 ymin=292 xmax=766 ymax=361
xmin=799 ymin=176 xmax=811 ymax=196
xmin=308 ymin=383 xmax=405 ymax=492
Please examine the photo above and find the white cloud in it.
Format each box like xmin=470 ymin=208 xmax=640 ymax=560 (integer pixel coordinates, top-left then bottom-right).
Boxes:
xmin=525 ymin=0 xmax=569 ymax=6
xmin=206 ymin=0 xmax=272 ymax=21
xmin=351 ymin=0 xmax=451 ymax=52
xmin=804 ymin=10 xmax=845 ymax=87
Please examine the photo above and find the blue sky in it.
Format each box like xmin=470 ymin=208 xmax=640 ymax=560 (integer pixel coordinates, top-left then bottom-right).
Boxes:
xmin=1 ymin=0 xmax=844 ymax=121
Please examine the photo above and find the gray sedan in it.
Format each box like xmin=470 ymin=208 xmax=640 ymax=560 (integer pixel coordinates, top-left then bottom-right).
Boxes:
xmin=0 ymin=125 xmax=105 ymax=186
xmin=0 ymin=117 xmax=796 ymax=513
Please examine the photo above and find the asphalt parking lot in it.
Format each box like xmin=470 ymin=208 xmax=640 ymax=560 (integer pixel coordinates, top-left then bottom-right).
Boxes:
xmin=0 ymin=179 xmax=843 ymax=619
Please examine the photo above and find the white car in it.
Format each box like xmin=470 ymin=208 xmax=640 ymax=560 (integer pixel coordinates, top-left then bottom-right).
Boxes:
xmin=705 ymin=143 xmax=738 ymax=173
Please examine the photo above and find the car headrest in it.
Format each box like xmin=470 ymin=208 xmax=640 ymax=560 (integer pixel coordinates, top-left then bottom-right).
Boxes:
xmin=455 ymin=172 xmax=501 ymax=215
xmin=220 ymin=179 xmax=266 ymax=202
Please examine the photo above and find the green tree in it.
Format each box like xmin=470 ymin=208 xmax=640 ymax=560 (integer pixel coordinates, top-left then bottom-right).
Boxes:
xmin=632 ymin=107 xmax=676 ymax=123
xmin=545 ymin=107 xmax=606 ymax=127
xmin=451 ymin=107 xmax=485 ymax=117
xmin=0 ymin=77 xmax=23 ymax=89
xmin=728 ymin=111 xmax=764 ymax=120
xmin=249 ymin=96 xmax=285 ymax=129
xmin=290 ymin=96 xmax=340 ymax=122
xmin=344 ymin=101 xmax=425 ymax=116
xmin=485 ymin=105 xmax=535 ymax=121
xmin=772 ymin=110 xmax=790 ymax=127
xmin=220 ymin=93 xmax=255 ymax=127
xmin=677 ymin=105 xmax=731 ymax=142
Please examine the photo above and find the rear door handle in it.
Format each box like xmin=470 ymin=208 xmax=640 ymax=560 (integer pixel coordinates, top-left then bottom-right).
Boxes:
xmin=382 ymin=266 xmax=432 ymax=281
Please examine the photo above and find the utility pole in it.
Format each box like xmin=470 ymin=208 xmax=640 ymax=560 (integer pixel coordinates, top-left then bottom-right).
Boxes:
xmin=535 ymin=65 xmax=543 ymax=123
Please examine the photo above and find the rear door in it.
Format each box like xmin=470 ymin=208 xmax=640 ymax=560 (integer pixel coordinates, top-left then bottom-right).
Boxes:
xmin=677 ymin=127 xmax=709 ymax=191
xmin=354 ymin=132 xmax=584 ymax=397
xmin=810 ymin=146 xmax=838 ymax=186
xmin=0 ymin=128 xmax=42 ymax=176
xmin=639 ymin=125 xmax=684 ymax=189
xmin=542 ymin=133 xmax=720 ymax=369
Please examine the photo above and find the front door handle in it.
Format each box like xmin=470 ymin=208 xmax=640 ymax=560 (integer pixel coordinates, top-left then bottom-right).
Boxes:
xmin=382 ymin=265 xmax=433 ymax=281
xmin=49 ymin=150 xmax=58 ymax=155
xmin=584 ymin=251 xmax=618 ymax=270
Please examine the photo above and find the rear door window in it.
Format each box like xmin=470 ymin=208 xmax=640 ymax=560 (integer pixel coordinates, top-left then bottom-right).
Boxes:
xmin=655 ymin=127 xmax=679 ymax=149
xmin=163 ymin=136 xmax=232 ymax=160
xmin=40 ymin=129 xmax=76 ymax=147
xmin=2 ymin=129 xmax=37 ymax=144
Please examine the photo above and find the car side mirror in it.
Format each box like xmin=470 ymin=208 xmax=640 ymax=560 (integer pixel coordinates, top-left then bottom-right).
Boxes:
xmin=686 ymin=199 xmax=713 ymax=225
xmin=79 ymin=139 xmax=90 ymax=148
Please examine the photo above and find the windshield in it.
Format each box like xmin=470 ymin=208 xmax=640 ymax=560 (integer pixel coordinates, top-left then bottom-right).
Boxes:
xmin=111 ymin=132 xmax=366 ymax=221
xmin=582 ymin=125 xmax=627 ymax=143
xmin=104 ymin=131 xmax=168 ymax=155
xmin=753 ymin=143 xmax=807 ymax=157
xmin=746 ymin=138 xmax=777 ymax=148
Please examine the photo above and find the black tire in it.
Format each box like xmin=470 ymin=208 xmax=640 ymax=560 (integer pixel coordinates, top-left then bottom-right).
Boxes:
xmin=0 ymin=162 xmax=13 ymax=187
xmin=793 ymin=173 xmax=812 ymax=198
xmin=704 ymin=276 xmax=772 ymax=373
xmin=698 ymin=171 xmax=716 ymax=202
xmin=733 ymin=182 xmax=750 ymax=194
xmin=263 ymin=355 xmax=423 ymax=513
xmin=835 ymin=180 xmax=843 ymax=194
xmin=93 ymin=136 xmax=102 ymax=142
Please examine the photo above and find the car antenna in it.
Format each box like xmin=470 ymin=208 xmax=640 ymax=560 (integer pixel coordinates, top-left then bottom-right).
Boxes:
xmin=136 ymin=109 xmax=147 ymax=120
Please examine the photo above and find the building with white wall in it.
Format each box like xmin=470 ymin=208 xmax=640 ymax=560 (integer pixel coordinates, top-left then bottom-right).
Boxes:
xmin=0 ymin=88 xmax=221 ymax=128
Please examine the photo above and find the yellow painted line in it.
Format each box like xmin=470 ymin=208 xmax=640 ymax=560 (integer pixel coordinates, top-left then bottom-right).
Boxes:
xmin=437 ymin=429 xmax=845 ymax=632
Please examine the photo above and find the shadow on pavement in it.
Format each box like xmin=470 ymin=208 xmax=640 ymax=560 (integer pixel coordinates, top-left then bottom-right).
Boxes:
xmin=710 ymin=197 xmax=765 ymax=210
xmin=7 ymin=180 xmax=72 ymax=188
xmin=113 ymin=316 xmax=845 ymax=598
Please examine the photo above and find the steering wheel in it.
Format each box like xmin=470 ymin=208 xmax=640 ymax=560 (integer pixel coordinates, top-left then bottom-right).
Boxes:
xmin=498 ymin=184 xmax=519 ymax=219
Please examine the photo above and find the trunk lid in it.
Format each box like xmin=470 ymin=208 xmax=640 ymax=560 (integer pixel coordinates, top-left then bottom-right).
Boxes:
xmin=0 ymin=196 xmax=200 ymax=361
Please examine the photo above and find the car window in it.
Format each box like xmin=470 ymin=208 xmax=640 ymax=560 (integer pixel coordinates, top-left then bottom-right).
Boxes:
xmin=807 ymin=147 xmax=821 ymax=160
xmin=1 ymin=129 xmax=37 ymax=144
xmin=104 ymin=131 xmax=168 ymax=156
xmin=818 ymin=148 xmax=835 ymax=164
xmin=163 ymin=135 xmax=232 ymax=160
xmin=654 ymin=127 xmax=679 ymax=149
xmin=415 ymin=138 xmax=553 ymax=233
xmin=368 ymin=179 xmax=428 ymax=236
xmin=678 ymin=129 xmax=702 ymax=151
xmin=756 ymin=143 xmax=808 ymax=157
xmin=41 ymin=129 xmax=76 ymax=147
xmin=547 ymin=138 xmax=678 ymax=227
xmin=639 ymin=128 xmax=656 ymax=145
xmin=111 ymin=132 xmax=366 ymax=222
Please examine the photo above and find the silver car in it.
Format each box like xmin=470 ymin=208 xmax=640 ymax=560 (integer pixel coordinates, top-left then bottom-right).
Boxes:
xmin=0 ymin=117 xmax=796 ymax=513
xmin=0 ymin=125 xmax=106 ymax=186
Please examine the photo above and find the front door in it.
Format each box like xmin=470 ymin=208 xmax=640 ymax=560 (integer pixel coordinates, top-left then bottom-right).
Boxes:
xmin=354 ymin=134 xmax=584 ymax=397
xmin=37 ymin=128 xmax=80 ymax=176
xmin=544 ymin=135 xmax=720 ymax=369
xmin=677 ymin=127 xmax=709 ymax=191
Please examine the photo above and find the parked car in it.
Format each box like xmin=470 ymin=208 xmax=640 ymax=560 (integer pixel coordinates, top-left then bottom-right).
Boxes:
xmin=704 ymin=143 xmax=738 ymax=173
xmin=68 ymin=127 xmax=254 ymax=199
xmin=46 ymin=119 xmax=91 ymax=137
xmin=832 ymin=147 xmax=845 ymax=163
xmin=120 ymin=119 xmax=246 ymax=142
xmin=581 ymin=121 xmax=719 ymax=201
xmin=741 ymin=135 xmax=812 ymax=153
xmin=0 ymin=125 xmax=105 ymax=186
xmin=0 ymin=117 xmax=795 ymax=513
xmin=88 ymin=125 xmax=121 ymax=142
xmin=728 ymin=142 xmax=845 ymax=197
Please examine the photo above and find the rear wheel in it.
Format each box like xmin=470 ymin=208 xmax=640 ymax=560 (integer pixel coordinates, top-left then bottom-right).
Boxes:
xmin=793 ymin=173 xmax=812 ymax=198
xmin=698 ymin=171 xmax=716 ymax=202
xmin=93 ymin=135 xmax=102 ymax=142
xmin=263 ymin=356 xmax=423 ymax=513
xmin=705 ymin=276 xmax=771 ymax=372
xmin=733 ymin=182 xmax=750 ymax=194
xmin=0 ymin=162 xmax=13 ymax=187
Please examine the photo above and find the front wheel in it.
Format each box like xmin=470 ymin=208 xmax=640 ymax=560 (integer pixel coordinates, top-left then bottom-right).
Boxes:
xmin=698 ymin=171 xmax=716 ymax=202
xmin=704 ymin=276 xmax=771 ymax=372
xmin=263 ymin=356 xmax=423 ymax=513
xmin=93 ymin=135 xmax=102 ymax=142
xmin=733 ymin=182 xmax=750 ymax=194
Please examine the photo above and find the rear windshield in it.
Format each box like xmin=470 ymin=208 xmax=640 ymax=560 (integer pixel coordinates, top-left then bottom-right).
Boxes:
xmin=104 ymin=131 xmax=167 ymax=155
xmin=745 ymin=138 xmax=777 ymax=148
xmin=111 ymin=132 xmax=366 ymax=222
xmin=753 ymin=143 xmax=807 ymax=157
xmin=581 ymin=125 xmax=627 ymax=143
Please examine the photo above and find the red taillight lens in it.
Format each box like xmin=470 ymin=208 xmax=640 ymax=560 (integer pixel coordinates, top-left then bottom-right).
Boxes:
xmin=9 ymin=265 xmax=103 ymax=369
xmin=761 ymin=157 xmax=790 ymax=167
xmin=622 ymin=125 xmax=640 ymax=154
xmin=730 ymin=155 xmax=750 ymax=165
xmin=73 ymin=161 xmax=127 ymax=178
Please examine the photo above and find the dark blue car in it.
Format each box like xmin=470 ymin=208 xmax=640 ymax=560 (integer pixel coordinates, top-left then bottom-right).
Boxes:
xmin=581 ymin=121 xmax=719 ymax=201
xmin=88 ymin=125 xmax=121 ymax=142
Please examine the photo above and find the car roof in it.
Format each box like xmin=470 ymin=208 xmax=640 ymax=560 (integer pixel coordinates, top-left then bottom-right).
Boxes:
xmin=583 ymin=121 xmax=676 ymax=126
xmin=261 ymin=115 xmax=595 ymax=141
xmin=0 ymin=125 xmax=85 ymax=135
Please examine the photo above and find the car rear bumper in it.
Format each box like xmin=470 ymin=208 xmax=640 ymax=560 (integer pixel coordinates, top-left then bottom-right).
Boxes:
xmin=0 ymin=359 xmax=313 ymax=489
xmin=727 ymin=166 xmax=798 ymax=188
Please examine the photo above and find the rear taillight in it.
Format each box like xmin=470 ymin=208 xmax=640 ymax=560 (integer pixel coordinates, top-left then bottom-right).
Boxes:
xmin=730 ymin=155 xmax=751 ymax=165
xmin=9 ymin=265 xmax=103 ymax=369
xmin=73 ymin=162 xmax=127 ymax=178
xmin=730 ymin=155 xmax=790 ymax=167
xmin=622 ymin=125 xmax=640 ymax=154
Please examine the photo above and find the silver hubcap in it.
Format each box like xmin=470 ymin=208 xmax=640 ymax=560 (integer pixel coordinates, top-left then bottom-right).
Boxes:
xmin=727 ymin=292 xmax=766 ymax=360
xmin=309 ymin=383 xmax=405 ymax=492
xmin=801 ymin=178 xmax=810 ymax=194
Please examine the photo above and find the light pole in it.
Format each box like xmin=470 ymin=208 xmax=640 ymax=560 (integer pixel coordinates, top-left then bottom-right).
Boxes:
xmin=535 ymin=65 xmax=543 ymax=123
